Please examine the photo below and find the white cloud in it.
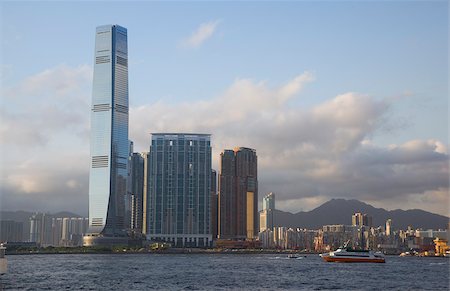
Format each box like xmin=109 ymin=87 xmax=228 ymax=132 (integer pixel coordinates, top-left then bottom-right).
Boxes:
xmin=1 ymin=65 xmax=448 ymax=217
xmin=0 ymin=64 xmax=92 ymax=146
xmin=1 ymin=64 xmax=91 ymax=215
xmin=129 ymin=73 xmax=449 ymax=216
xmin=182 ymin=20 xmax=221 ymax=48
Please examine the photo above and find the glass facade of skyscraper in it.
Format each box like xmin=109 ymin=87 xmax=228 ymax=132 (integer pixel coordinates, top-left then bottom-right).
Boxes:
xmin=87 ymin=25 xmax=129 ymax=238
xmin=262 ymin=192 xmax=275 ymax=211
xmin=146 ymin=134 xmax=212 ymax=247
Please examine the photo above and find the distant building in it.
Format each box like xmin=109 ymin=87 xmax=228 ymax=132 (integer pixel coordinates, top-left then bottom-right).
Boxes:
xmin=29 ymin=213 xmax=53 ymax=246
xmin=262 ymin=192 xmax=275 ymax=211
xmin=146 ymin=133 xmax=212 ymax=247
xmin=386 ymin=219 xmax=392 ymax=236
xmin=434 ymin=238 xmax=449 ymax=256
xmin=259 ymin=227 xmax=317 ymax=250
xmin=351 ymin=212 xmax=372 ymax=228
xmin=259 ymin=192 xmax=275 ymax=232
xmin=0 ymin=220 xmax=23 ymax=242
xmin=218 ymin=147 xmax=258 ymax=240
xmin=60 ymin=217 xmax=89 ymax=246
xmin=318 ymin=224 xmax=359 ymax=251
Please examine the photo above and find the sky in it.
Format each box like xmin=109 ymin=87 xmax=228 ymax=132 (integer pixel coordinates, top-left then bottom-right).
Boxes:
xmin=0 ymin=1 xmax=448 ymax=217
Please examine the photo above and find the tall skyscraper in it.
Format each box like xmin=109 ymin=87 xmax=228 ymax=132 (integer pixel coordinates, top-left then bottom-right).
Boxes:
xmin=210 ymin=169 xmax=218 ymax=239
xmin=84 ymin=25 xmax=129 ymax=246
xmin=146 ymin=133 xmax=212 ymax=247
xmin=260 ymin=192 xmax=275 ymax=232
xmin=218 ymin=150 xmax=236 ymax=238
xmin=218 ymin=147 xmax=258 ymax=240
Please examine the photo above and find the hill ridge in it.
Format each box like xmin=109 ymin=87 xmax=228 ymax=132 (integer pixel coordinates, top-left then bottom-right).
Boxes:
xmin=274 ymin=198 xmax=449 ymax=230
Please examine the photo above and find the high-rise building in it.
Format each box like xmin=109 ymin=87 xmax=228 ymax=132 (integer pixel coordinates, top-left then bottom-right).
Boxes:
xmin=126 ymin=141 xmax=145 ymax=233
xmin=141 ymin=152 xmax=150 ymax=235
xmin=129 ymin=152 xmax=144 ymax=232
xmin=210 ymin=169 xmax=218 ymax=239
xmin=84 ymin=25 xmax=129 ymax=246
xmin=262 ymin=192 xmax=275 ymax=211
xmin=146 ymin=133 xmax=212 ymax=247
xmin=351 ymin=212 xmax=372 ymax=228
xmin=0 ymin=220 xmax=23 ymax=242
xmin=52 ymin=217 xmax=89 ymax=247
xmin=29 ymin=213 xmax=53 ymax=246
xmin=218 ymin=147 xmax=258 ymax=240
xmin=260 ymin=192 xmax=275 ymax=232
xmin=386 ymin=219 xmax=392 ymax=236
xmin=218 ymin=150 xmax=236 ymax=238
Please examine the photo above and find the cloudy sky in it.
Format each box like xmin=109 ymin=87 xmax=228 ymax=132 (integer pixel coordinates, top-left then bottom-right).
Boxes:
xmin=1 ymin=1 xmax=448 ymax=217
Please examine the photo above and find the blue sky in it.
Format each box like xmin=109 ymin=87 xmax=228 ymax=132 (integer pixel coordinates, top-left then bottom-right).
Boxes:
xmin=1 ymin=1 xmax=448 ymax=217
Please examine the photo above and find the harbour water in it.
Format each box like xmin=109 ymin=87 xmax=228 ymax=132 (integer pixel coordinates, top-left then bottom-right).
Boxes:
xmin=0 ymin=254 xmax=448 ymax=290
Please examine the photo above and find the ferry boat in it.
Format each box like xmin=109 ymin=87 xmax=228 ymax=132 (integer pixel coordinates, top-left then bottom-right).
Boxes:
xmin=0 ymin=243 xmax=7 ymax=274
xmin=320 ymin=243 xmax=385 ymax=263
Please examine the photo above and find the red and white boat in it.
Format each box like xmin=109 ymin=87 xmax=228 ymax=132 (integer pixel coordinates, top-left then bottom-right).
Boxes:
xmin=320 ymin=244 xmax=385 ymax=263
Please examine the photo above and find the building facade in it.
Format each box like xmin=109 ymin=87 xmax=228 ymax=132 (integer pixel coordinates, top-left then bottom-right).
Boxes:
xmin=260 ymin=192 xmax=275 ymax=232
xmin=29 ymin=213 xmax=53 ymax=246
xmin=128 ymin=145 xmax=145 ymax=233
xmin=218 ymin=147 xmax=258 ymax=240
xmin=0 ymin=220 xmax=23 ymax=242
xmin=141 ymin=152 xmax=150 ymax=235
xmin=146 ymin=133 xmax=212 ymax=247
xmin=262 ymin=192 xmax=275 ymax=211
xmin=351 ymin=212 xmax=373 ymax=228
xmin=85 ymin=25 xmax=129 ymax=245
xmin=210 ymin=169 xmax=218 ymax=239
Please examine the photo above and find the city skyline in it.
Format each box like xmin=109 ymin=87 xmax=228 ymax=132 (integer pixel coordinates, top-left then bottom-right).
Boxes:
xmin=0 ymin=2 xmax=448 ymax=217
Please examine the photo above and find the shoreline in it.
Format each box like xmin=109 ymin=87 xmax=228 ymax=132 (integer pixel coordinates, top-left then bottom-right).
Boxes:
xmin=5 ymin=249 xmax=449 ymax=258
xmin=6 ymin=248 xmax=319 ymax=256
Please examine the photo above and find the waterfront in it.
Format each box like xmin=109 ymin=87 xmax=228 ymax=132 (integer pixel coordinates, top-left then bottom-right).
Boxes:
xmin=0 ymin=254 xmax=448 ymax=290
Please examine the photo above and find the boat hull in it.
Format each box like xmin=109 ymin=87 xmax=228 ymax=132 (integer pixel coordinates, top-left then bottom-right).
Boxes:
xmin=321 ymin=255 xmax=385 ymax=263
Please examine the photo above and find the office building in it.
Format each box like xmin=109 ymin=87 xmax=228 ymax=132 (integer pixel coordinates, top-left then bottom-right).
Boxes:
xmin=210 ymin=169 xmax=219 ymax=239
xmin=386 ymin=219 xmax=392 ymax=236
xmin=218 ymin=147 xmax=258 ymax=240
xmin=0 ymin=220 xmax=23 ymax=242
xmin=262 ymin=192 xmax=275 ymax=211
xmin=141 ymin=152 xmax=150 ymax=234
xmin=84 ymin=24 xmax=129 ymax=246
xmin=29 ymin=213 xmax=53 ymax=246
xmin=127 ymin=142 xmax=145 ymax=233
xmin=146 ymin=133 xmax=212 ymax=247
xmin=260 ymin=192 xmax=275 ymax=232
xmin=351 ymin=212 xmax=372 ymax=228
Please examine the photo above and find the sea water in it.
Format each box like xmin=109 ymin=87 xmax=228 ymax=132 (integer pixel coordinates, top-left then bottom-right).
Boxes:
xmin=0 ymin=254 xmax=448 ymax=290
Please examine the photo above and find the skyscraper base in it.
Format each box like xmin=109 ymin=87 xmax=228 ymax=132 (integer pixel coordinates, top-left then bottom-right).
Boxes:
xmin=83 ymin=234 xmax=130 ymax=247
